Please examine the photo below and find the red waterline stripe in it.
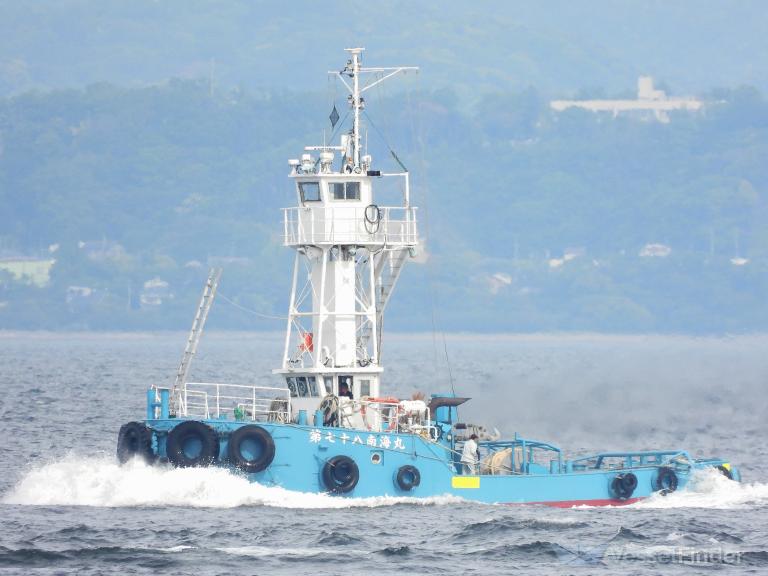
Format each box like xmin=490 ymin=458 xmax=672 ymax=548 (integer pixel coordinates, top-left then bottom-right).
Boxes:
xmin=506 ymin=497 xmax=644 ymax=508
xmin=541 ymin=497 xmax=644 ymax=508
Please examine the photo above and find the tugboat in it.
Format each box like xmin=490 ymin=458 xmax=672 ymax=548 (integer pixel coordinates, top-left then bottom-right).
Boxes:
xmin=117 ymin=48 xmax=740 ymax=505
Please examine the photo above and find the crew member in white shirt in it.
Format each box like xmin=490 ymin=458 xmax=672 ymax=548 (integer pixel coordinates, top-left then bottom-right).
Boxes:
xmin=461 ymin=434 xmax=479 ymax=475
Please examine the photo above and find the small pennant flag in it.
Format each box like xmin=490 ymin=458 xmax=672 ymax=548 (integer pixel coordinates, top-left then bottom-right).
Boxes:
xmin=329 ymin=104 xmax=340 ymax=128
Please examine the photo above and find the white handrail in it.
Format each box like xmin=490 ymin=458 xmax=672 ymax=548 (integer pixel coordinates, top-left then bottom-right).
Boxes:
xmin=282 ymin=206 xmax=418 ymax=245
xmin=181 ymin=382 xmax=291 ymax=422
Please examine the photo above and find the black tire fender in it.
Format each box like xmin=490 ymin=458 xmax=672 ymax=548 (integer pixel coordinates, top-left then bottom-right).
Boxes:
xmin=611 ymin=472 xmax=638 ymax=500
xmin=227 ymin=425 xmax=275 ymax=473
xmin=322 ymin=455 xmax=359 ymax=494
xmin=621 ymin=471 xmax=638 ymax=493
xmin=166 ymin=421 xmax=219 ymax=467
xmin=117 ymin=421 xmax=156 ymax=464
xmin=654 ymin=466 xmax=679 ymax=494
xmin=395 ymin=465 xmax=421 ymax=491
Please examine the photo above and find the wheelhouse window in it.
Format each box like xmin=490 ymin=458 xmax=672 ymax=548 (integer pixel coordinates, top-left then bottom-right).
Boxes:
xmin=330 ymin=181 xmax=360 ymax=200
xmin=299 ymin=182 xmax=321 ymax=202
xmin=286 ymin=376 xmax=318 ymax=397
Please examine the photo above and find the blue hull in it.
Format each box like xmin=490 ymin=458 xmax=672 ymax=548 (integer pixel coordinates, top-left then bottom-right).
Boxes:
xmin=133 ymin=416 xmax=736 ymax=506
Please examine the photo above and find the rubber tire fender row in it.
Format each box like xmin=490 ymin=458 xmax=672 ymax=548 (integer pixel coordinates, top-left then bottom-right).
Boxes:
xmin=395 ymin=465 xmax=421 ymax=492
xmin=227 ymin=425 xmax=275 ymax=473
xmin=166 ymin=421 xmax=219 ymax=468
xmin=653 ymin=466 xmax=679 ymax=494
xmin=322 ymin=455 xmax=359 ymax=494
xmin=611 ymin=472 xmax=638 ymax=500
xmin=117 ymin=421 xmax=156 ymax=464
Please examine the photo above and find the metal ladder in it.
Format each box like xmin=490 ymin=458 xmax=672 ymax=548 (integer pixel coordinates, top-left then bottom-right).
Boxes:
xmin=358 ymin=248 xmax=409 ymax=356
xmin=170 ymin=268 xmax=222 ymax=416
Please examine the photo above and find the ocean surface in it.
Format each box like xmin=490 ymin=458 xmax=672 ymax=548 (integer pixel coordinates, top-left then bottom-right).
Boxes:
xmin=1 ymin=331 xmax=767 ymax=575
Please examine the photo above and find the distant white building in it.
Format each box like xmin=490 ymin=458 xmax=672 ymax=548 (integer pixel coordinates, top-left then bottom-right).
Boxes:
xmin=66 ymin=285 xmax=99 ymax=312
xmin=0 ymin=256 xmax=56 ymax=286
xmin=639 ymin=243 xmax=672 ymax=258
xmin=141 ymin=277 xmax=172 ymax=307
xmin=551 ymin=76 xmax=703 ymax=123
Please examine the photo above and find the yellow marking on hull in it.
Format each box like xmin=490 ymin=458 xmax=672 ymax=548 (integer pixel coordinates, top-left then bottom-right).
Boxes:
xmin=452 ymin=476 xmax=480 ymax=489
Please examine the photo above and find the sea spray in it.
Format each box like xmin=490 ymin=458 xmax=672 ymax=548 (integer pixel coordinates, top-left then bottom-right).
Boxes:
xmin=631 ymin=467 xmax=768 ymax=510
xmin=2 ymin=456 xmax=464 ymax=509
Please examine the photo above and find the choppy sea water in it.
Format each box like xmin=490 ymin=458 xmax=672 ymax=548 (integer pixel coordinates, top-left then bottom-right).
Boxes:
xmin=1 ymin=331 xmax=767 ymax=575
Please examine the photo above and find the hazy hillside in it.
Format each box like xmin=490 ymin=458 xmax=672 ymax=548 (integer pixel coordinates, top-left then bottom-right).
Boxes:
xmin=2 ymin=1 xmax=767 ymax=97
xmin=2 ymin=78 xmax=767 ymax=332
xmin=1 ymin=2 xmax=767 ymax=332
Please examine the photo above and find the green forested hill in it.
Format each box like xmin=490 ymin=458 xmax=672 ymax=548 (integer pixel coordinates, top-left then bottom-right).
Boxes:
xmin=1 ymin=80 xmax=767 ymax=332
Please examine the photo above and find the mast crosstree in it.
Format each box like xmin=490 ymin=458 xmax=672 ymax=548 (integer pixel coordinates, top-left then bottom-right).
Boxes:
xmin=333 ymin=47 xmax=418 ymax=170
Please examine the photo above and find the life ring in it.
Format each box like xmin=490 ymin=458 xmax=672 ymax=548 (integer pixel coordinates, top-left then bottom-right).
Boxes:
xmin=364 ymin=204 xmax=382 ymax=234
xmin=322 ymin=455 xmax=359 ymax=494
xmin=716 ymin=465 xmax=733 ymax=480
xmin=117 ymin=421 xmax=156 ymax=464
xmin=654 ymin=466 xmax=679 ymax=494
xmin=227 ymin=425 xmax=275 ymax=473
xmin=166 ymin=421 xmax=219 ymax=467
xmin=396 ymin=465 xmax=421 ymax=491
xmin=611 ymin=472 xmax=638 ymax=500
xmin=360 ymin=397 xmax=400 ymax=431
xmin=364 ymin=204 xmax=381 ymax=224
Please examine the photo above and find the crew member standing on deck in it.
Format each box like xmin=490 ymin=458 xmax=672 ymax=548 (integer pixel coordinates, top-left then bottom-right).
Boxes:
xmin=461 ymin=434 xmax=479 ymax=475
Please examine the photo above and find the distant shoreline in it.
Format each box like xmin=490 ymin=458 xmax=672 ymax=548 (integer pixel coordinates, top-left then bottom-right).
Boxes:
xmin=1 ymin=329 xmax=766 ymax=341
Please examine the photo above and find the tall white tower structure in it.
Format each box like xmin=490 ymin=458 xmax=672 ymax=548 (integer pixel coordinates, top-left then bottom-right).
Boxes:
xmin=276 ymin=48 xmax=419 ymax=414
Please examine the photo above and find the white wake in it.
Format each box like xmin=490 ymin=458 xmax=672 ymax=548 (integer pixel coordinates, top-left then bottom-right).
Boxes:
xmin=1 ymin=456 xmax=461 ymax=509
xmin=3 ymin=457 xmax=764 ymax=510
xmin=631 ymin=467 xmax=768 ymax=510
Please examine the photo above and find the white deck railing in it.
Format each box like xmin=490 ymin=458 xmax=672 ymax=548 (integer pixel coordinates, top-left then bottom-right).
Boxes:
xmin=283 ymin=206 xmax=418 ymax=246
xmin=182 ymin=382 xmax=291 ymax=422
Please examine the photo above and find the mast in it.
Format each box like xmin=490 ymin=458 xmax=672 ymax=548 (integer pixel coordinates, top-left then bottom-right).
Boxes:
xmin=349 ymin=48 xmax=362 ymax=168
xmin=338 ymin=47 xmax=418 ymax=171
